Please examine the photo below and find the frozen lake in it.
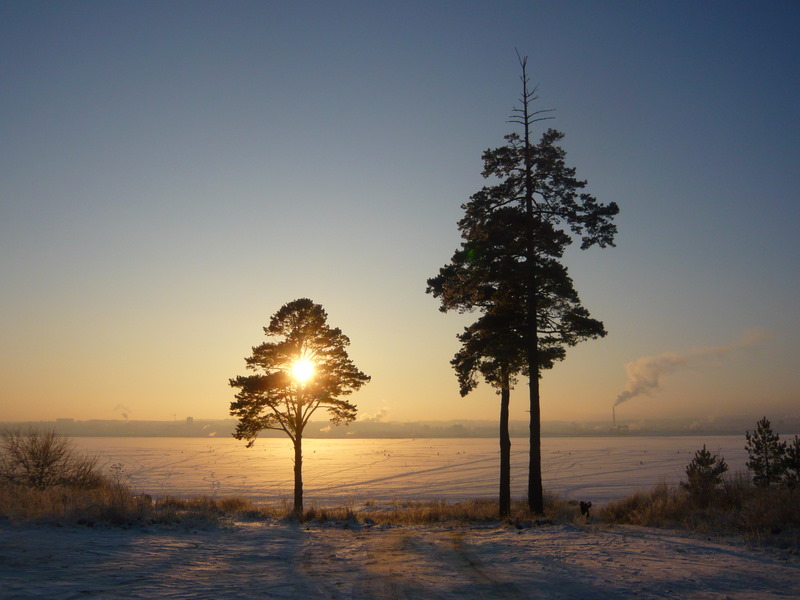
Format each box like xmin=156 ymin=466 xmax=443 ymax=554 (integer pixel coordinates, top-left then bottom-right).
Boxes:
xmin=72 ymin=435 xmax=754 ymax=505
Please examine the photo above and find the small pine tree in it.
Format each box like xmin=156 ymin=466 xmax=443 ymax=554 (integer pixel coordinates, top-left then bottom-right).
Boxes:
xmin=681 ymin=444 xmax=728 ymax=504
xmin=745 ymin=417 xmax=786 ymax=488
xmin=784 ymin=435 xmax=800 ymax=489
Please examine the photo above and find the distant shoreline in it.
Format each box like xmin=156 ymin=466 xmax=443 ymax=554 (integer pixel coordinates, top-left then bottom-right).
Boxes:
xmin=3 ymin=415 xmax=798 ymax=439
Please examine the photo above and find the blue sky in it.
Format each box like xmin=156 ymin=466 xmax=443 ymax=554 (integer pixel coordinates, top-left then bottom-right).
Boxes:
xmin=1 ymin=1 xmax=798 ymax=425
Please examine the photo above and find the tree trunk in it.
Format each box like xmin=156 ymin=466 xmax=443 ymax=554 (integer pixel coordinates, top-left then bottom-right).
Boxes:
xmin=525 ymin=229 xmax=544 ymax=514
xmin=499 ymin=372 xmax=511 ymax=518
xmin=527 ymin=369 xmax=543 ymax=513
xmin=520 ymin=56 xmax=544 ymax=515
xmin=293 ymin=436 xmax=303 ymax=515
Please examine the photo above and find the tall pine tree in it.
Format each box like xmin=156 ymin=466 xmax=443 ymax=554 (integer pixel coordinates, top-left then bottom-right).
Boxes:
xmin=428 ymin=55 xmax=617 ymax=514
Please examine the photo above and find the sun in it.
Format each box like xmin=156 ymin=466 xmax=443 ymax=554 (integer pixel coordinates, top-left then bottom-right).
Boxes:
xmin=291 ymin=359 xmax=315 ymax=383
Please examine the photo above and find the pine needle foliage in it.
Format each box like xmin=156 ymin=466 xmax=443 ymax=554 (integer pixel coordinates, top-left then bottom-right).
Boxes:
xmin=745 ymin=417 xmax=787 ymax=488
xmin=783 ymin=435 xmax=800 ymax=489
xmin=681 ymin=445 xmax=728 ymax=506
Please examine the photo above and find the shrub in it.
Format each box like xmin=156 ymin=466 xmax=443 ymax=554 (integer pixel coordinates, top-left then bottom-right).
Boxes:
xmin=599 ymin=473 xmax=800 ymax=548
xmin=0 ymin=428 xmax=103 ymax=490
xmin=599 ymin=483 xmax=691 ymax=529
xmin=681 ymin=445 xmax=728 ymax=505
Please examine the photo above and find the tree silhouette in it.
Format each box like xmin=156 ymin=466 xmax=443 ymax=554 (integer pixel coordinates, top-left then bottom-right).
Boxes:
xmin=428 ymin=209 xmax=605 ymax=515
xmin=428 ymin=55 xmax=617 ymax=514
xmin=784 ymin=435 xmax=800 ymax=489
xmin=428 ymin=206 xmax=525 ymax=517
xmin=229 ymin=298 xmax=370 ymax=514
xmin=681 ymin=444 xmax=728 ymax=506
xmin=745 ymin=417 xmax=786 ymax=488
xmin=451 ymin=309 xmax=525 ymax=517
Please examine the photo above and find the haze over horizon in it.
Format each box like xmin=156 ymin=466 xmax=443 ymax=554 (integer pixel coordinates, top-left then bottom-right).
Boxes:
xmin=2 ymin=2 xmax=798 ymax=425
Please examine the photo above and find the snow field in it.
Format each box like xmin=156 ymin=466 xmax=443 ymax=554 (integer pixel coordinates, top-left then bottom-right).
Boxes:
xmin=71 ymin=436 xmax=753 ymax=505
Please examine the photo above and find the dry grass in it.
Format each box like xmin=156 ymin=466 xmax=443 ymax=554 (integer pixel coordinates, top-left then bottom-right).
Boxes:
xmin=3 ymin=465 xmax=796 ymax=548
xmin=598 ymin=473 xmax=800 ymax=550
xmin=289 ymin=492 xmax=586 ymax=526
xmin=0 ymin=483 xmax=589 ymax=528
xmin=7 ymin=467 xmax=796 ymax=550
xmin=350 ymin=499 xmax=505 ymax=525
xmin=0 ymin=480 xmax=151 ymax=526
xmin=0 ymin=482 xmax=275 ymax=527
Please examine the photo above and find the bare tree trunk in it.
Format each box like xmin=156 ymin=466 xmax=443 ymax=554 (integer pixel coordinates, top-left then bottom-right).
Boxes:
xmin=293 ymin=436 xmax=303 ymax=516
xmin=499 ymin=372 xmax=511 ymax=518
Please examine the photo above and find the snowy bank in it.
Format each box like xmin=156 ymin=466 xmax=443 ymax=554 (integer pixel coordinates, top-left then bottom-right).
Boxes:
xmin=1 ymin=519 xmax=797 ymax=599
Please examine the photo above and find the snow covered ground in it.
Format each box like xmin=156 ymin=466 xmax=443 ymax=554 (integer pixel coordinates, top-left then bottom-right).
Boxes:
xmin=3 ymin=436 xmax=797 ymax=599
xmin=1 ymin=519 xmax=797 ymax=599
xmin=71 ymin=436 xmax=754 ymax=505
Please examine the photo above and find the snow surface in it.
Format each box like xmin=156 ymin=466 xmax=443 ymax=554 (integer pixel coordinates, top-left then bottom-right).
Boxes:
xmin=1 ymin=519 xmax=797 ymax=599
xmin=4 ymin=436 xmax=797 ymax=599
xmin=71 ymin=436 xmax=753 ymax=505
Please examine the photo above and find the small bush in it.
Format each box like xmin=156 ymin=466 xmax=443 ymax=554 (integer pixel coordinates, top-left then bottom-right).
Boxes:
xmin=681 ymin=445 xmax=728 ymax=506
xmin=0 ymin=428 xmax=103 ymax=489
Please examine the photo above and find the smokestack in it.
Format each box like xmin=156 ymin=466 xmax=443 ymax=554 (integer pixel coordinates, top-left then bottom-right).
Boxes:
xmin=612 ymin=404 xmax=616 ymax=428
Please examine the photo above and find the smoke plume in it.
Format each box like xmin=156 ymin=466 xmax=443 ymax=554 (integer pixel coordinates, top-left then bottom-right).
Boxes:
xmin=113 ymin=404 xmax=132 ymax=420
xmin=614 ymin=329 xmax=767 ymax=407
xmin=360 ymin=408 xmax=390 ymax=423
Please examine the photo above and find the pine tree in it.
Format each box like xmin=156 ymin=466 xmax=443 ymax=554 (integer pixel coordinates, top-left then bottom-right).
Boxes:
xmin=450 ymin=308 xmax=526 ymax=517
xmin=745 ymin=417 xmax=786 ymax=488
xmin=681 ymin=444 xmax=728 ymax=504
xmin=428 ymin=183 xmax=607 ymax=516
xmin=229 ymin=299 xmax=370 ymax=514
xmin=427 ymin=54 xmax=618 ymax=514
xmin=783 ymin=435 xmax=800 ymax=489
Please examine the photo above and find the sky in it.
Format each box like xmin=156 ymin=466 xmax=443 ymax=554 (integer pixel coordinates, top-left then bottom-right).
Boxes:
xmin=1 ymin=1 xmax=798 ymax=426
